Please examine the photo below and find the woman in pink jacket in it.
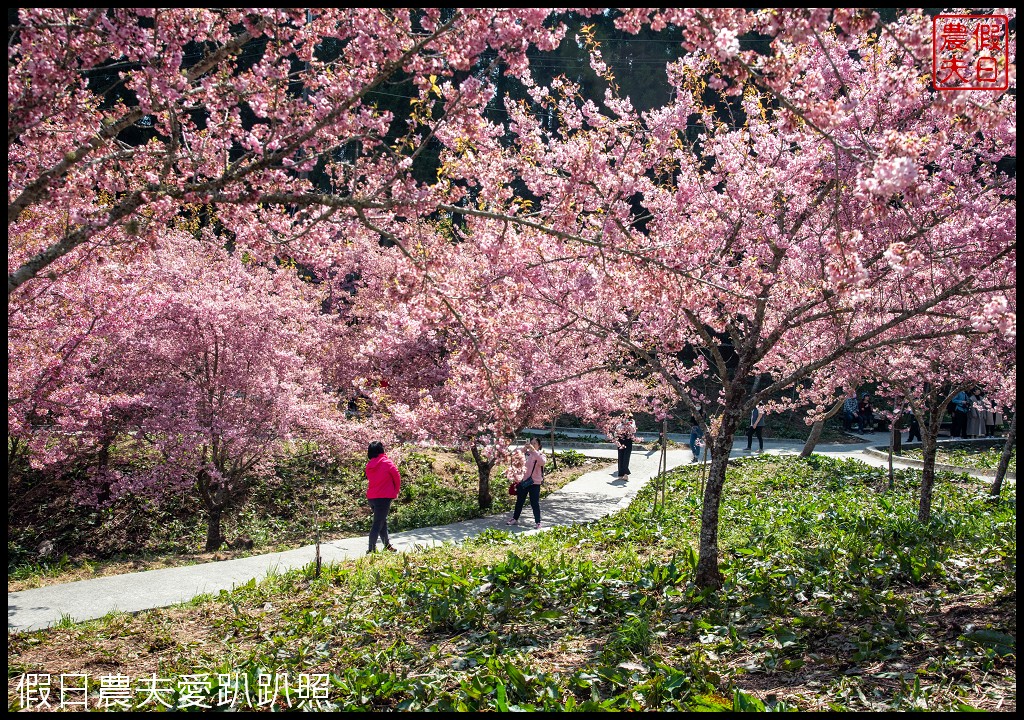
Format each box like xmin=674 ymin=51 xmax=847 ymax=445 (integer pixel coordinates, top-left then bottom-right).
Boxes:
xmin=365 ymin=441 xmax=401 ymax=554
xmin=506 ymin=437 xmax=544 ymax=529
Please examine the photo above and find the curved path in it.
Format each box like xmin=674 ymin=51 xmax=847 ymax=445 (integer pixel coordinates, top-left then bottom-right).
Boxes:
xmin=7 ymin=433 xmax=1010 ymax=633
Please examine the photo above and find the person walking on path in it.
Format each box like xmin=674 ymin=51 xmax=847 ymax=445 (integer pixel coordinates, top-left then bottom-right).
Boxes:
xmin=507 ymin=437 xmax=544 ymax=529
xmin=613 ymin=412 xmax=638 ymax=479
xmin=365 ymin=441 xmax=401 ymax=554
xmin=746 ymin=404 xmax=765 ymax=452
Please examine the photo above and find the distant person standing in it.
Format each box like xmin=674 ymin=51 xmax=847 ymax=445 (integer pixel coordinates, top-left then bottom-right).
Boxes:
xmin=746 ymin=404 xmax=765 ymax=452
xmin=966 ymin=388 xmax=985 ymax=438
xmin=980 ymin=395 xmax=1002 ymax=437
xmin=905 ymin=410 xmax=922 ymax=443
xmin=613 ymin=412 xmax=638 ymax=479
xmin=950 ymin=390 xmax=970 ymax=438
xmin=365 ymin=441 xmax=400 ymax=554
xmin=689 ymin=412 xmax=706 ymax=464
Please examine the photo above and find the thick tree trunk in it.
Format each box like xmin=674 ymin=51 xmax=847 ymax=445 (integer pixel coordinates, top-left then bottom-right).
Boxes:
xmin=695 ymin=404 xmax=742 ymax=589
xmin=96 ymin=434 xmax=113 ymax=505
xmin=989 ymin=410 xmax=1016 ymax=499
xmin=800 ymin=398 xmax=845 ymax=457
xmin=205 ymin=507 xmax=225 ymax=552
xmin=197 ymin=467 xmax=230 ymax=551
xmin=471 ymin=444 xmax=495 ymax=511
xmin=917 ymin=415 xmax=941 ymax=523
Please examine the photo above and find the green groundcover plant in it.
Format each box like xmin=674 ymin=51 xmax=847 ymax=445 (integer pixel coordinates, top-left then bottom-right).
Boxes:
xmin=902 ymin=445 xmax=1016 ymax=473
xmin=8 ymin=456 xmax=1015 ymax=711
xmin=8 ymin=447 xmax=603 ymax=590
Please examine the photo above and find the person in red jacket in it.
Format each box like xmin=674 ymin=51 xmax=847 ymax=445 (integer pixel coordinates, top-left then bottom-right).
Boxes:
xmin=365 ymin=441 xmax=401 ymax=554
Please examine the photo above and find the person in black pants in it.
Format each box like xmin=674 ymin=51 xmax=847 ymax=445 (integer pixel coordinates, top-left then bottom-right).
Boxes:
xmin=746 ymin=404 xmax=765 ymax=452
xmin=950 ymin=390 xmax=969 ymax=438
xmin=365 ymin=441 xmax=401 ymax=554
xmin=905 ymin=411 xmax=922 ymax=443
xmin=614 ymin=412 xmax=637 ymax=478
xmin=506 ymin=438 xmax=545 ymax=529
xmin=688 ymin=412 xmax=705 ymax=464
xmin=858 ymin=394 xmax=875 ymax=434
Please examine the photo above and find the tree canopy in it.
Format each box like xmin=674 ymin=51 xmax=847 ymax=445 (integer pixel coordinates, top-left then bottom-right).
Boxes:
xmin=8 ymin=8 xmax=1016 ymax=583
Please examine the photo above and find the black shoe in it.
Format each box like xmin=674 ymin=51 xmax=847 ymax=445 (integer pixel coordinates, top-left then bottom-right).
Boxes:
xmin=384 ymin=545 xmax=398 ymax=553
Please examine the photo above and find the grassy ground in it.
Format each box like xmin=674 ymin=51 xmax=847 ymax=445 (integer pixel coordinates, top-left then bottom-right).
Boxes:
xmin=8 ymin=455 xmax=1015 ymax=712
xmin=901 ymin=444 xmax=1016 ymax=472
xmin=7 ymin=448 xmax=604 ymax=592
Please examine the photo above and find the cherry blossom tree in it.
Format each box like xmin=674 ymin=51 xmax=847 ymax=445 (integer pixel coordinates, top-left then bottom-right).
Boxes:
xmin=865 ymin=318 xmax=1016 ymax=519
xmin=340 ymin=219 xmax=657 ymax=509
xmin=464 ymin=11 xmax=1016 ymax=587
xmin=8 ymin=202 xmax=155 ymax=507
xmin=8 ymin=9 xmax=1016 ymax=586
xmin=7 ymin=8 xmax=572 ymax=295
xmin=114 ymin=239 xmax=368 ymax=550
xmin=6 ymin=6 xmax=584 ymax=544
xmin=9 ymin=222 xmax=368 ymax=550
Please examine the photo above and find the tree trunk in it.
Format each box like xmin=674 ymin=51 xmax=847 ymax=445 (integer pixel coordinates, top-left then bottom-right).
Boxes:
xmin=695 ymin=404 xmax=742 ymax=589
xmin=550 ymin=418 xmax=558 ymax=470
xmin=205 ymin=506 xmax=225 ymax=551
xmin=888 ymin=420 xmax=896 ymax=491
xmin=8 ymin=437 xmax=23 ymax=486
xmin=653 ymin=418 xmax=669 ymax=514
xmin=96 ymin=433 xmax=113 ymax=505
xmin=800 ymin=397 xmax=845 ymax=457
xmin=197 ymin=467 xmax=228 ymax=551
xmin=989 ymin=410 xmax=1016 ymax=499
xmin=471 ymin=444 xmax=495 ymax=511
xmin=917 ymin=415 xmax=941 ymax=523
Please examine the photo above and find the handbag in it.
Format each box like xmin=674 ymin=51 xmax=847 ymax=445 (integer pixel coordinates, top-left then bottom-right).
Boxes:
xmin=516 ymin=455 xmax=539 ymax=493
xmin=507 ymin=479 xmax=517 ymax=496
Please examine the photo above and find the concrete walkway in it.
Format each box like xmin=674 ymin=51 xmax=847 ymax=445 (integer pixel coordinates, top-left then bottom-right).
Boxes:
xmin=7 ymin=434 xmax=1008 ymax=633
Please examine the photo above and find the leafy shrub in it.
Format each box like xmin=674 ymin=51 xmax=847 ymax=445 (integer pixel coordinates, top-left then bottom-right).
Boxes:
xmin=553 ymin=449 xmax=588 ymax=468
